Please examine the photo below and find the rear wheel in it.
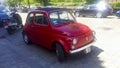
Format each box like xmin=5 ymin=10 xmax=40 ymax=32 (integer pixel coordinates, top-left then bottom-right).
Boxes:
xmin=6 ymin=26 xmax=16 ymax=34
xmin=13 ymin=14 xmax=23 ymax=29
xmin=96 ymin=12 xmax=103 ymax=18
xmin=6 ymin=27 xmax=14 ymax=34
xmin=55 ymin=43 xmax=65 ymax=62
xmin=22 ymin=32 xmax=32 ymax=44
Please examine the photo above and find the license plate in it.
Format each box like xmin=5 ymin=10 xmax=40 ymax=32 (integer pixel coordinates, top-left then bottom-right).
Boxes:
xmin=84 ymin=47 xmax=91 ymax=54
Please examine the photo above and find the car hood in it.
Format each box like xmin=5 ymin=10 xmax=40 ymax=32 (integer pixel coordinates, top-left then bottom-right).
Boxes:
xmin=54 ymin=22 xmax=91 ymax=37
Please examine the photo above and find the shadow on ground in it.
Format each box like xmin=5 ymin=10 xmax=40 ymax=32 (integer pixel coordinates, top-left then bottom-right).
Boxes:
xmin=21 ymin=37 xmax=104 ymax=68
xmin=1 ymin=30 xmax=104 ymax=68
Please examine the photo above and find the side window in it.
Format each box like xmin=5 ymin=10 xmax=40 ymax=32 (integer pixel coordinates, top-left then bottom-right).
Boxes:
xmin=26 ymin=13 xmax=34 ymax=23
xmin=90 ymin=6 xmax=96 ymax=10
xmin=49 ymin=12 xmax=58 ymax=25
xmin=35 ymin=13 xmax=48 ymax=25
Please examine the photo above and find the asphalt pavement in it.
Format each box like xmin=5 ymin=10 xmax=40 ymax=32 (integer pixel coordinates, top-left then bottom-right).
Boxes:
xmin=0 ymin=28 xmax=7 ymax=38
xmin=0 ymin=13 xmax=120 ymax=68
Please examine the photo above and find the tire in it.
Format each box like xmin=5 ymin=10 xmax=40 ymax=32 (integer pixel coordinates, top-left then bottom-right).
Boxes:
xmin=103 ymin=13 xmax=108 ymax=18
xmin=74 ymin=11 xmax=80 ymax=17
xmin=96 ymin=12 xmax=103 ymax=18
xmin=13 ymin=14 xmax=23 ymax=29
xmin=6 ymin=28 xmax=14 ymax=34
xmin=6 ymin=26 xmax=16 ymax=34
xmin=22 ymin=32 xmax=32 ymax=44
xmin=55 ymin=43 xmax=65 ymax=62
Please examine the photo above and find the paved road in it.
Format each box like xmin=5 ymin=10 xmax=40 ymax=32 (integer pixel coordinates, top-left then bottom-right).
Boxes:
xmin=0 ymin=13 xmax=120 ymax=68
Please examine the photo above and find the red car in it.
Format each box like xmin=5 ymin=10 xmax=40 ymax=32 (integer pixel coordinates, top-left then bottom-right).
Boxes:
xmin=22 ymin=8 xmax=95 ymax=61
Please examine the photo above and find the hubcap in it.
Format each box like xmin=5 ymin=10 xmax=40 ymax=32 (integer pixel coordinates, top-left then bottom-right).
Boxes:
xmin=56 ymin=47 xmax=59 ymax=57
xmin=96 ymin=12 xmax=102 ymax=18
xmin=24 ymin=34 xmax=28 ymax=43
xmin=75 ymin=12 xmax=79 ymax=17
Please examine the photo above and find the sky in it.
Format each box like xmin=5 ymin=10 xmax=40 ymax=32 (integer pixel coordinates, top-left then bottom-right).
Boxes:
xmin=0 ymin=0 xmax=5 ymax=5
xmin=0 ymin=0 xmax=4 ymax=3
xmin=1 ymin=0 xmax=4 ymax=2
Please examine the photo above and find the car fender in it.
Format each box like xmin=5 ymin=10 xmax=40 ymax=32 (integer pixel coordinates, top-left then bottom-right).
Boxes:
xmin=116 ymin=10 xmax=120 ymax=17
xmin=53 ymin=39 xmax=71 ymax=54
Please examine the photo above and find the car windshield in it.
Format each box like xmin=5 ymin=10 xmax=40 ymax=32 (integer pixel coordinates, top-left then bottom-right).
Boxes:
xmin=49 ymin=10 xmax=74 ymax=25
xmin=0 ymin=6 xmax=10 ymax=12
xmin=83 ymin=5 xmax=97 ymax=10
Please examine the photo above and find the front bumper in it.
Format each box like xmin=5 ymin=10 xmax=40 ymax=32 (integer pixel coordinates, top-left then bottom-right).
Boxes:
xmin=70 ymin=41 xmax=94 ymax=54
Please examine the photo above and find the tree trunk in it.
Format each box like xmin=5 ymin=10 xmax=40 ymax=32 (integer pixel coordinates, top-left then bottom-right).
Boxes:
xmin=43 ymin=0 xmax=48 ymax=6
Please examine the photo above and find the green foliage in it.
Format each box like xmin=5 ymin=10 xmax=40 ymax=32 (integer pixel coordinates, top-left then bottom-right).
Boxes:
xmin=84 ymin=0 xmax=97 ymax=4
xmin=5 ymin=0 xmax=97 ymax=7
xmin=21 ymin=0 xmax=36 ymax=5
xmin=5 ymin=0 xmax=23 ymax=7
xmin=49 ymin=2 xmax=83 ymax=6
xmin=5 ymin=0 xmax=16 ymax=7
xmin=110 ymin=2 xmax=120 ymax=9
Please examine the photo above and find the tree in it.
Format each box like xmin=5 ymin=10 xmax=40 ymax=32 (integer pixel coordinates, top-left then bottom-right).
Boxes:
xmin=18 ymin=0 xmax=23 ymax=6
xmin=5 ymin=0 xmax=23 ymax=7
xmin=35 ymin=0 xmax=49 ymax=6
xmin=5 ymin=0 xmax=15 ymax=7
xmin=28 ymin=0 xmax=30 ymax=9
xmin=84 ymin=0 xmax=97 ymax=4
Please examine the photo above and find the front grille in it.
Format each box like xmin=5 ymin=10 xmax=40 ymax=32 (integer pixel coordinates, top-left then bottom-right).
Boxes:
xmin=74 ymin=31 xmax=94 ymax=49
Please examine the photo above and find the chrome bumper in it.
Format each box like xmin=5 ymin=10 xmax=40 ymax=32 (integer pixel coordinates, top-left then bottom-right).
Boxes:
xmin=70 ymin=42 xmax=93 ymax=54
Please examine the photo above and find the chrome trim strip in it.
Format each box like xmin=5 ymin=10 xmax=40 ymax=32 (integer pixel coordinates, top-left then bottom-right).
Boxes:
xmin=70 ymin=43 xmax=93 ymax=54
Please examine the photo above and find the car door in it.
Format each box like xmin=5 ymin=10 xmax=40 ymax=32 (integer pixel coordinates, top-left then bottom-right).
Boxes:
xmin=81 ymin=6 xmax=91 ymax=16
xmin=30 ymin=12 xmax=52 ymax=48
xmin=25 ymin=12 xmax=35 ymax=41
xmin=82 ymin=5 xmax=95 ymax=16
xmin=88 ymin=5 xmax=97 ymax=16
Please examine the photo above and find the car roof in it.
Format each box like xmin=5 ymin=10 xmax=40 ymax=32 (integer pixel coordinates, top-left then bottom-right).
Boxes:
xmin=36 ymin=8 xmax=66 ymax=12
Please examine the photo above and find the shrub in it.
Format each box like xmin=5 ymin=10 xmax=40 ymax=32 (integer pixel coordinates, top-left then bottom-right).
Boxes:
xmin=110 ymin=2 xmax=120 ymax=9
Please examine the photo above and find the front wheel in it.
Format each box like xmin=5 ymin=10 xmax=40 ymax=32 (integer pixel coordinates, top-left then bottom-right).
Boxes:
xmin=74 ymin=11 xmax=80 ymax=17
xmin=55 ymin=43 xmax=65 ymax=62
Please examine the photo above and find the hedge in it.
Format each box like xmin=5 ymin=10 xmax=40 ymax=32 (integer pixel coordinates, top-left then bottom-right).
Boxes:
xmin=110 ymin=2 xmax=120 ymax=9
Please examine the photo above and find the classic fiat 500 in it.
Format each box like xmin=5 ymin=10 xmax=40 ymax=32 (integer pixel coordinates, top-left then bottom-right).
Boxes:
xmin=22 ymin=8 xmax=95 ymax=61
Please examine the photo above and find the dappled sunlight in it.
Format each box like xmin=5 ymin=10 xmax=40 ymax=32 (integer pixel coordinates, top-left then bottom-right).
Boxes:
xmin=76 ymin=17 xmax=120 ymax=68
xmin=98 ymin=50 xmax=120 ymax=68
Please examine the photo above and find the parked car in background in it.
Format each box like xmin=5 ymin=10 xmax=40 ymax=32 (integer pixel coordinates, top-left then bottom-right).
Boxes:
xmin=116 ymin=10 xmax=120 ymax=17
xmin=22 ymin=8 xmax=95 ymax=61
xmin=28 ymin=6 xmax=42 ymax=12
xmin=28 ymin=6 xmax=38 ymax=12
xmin=17 ymin=6 xmax=28 ymax=13
xmin=74 ymin=1 xmax=113 ymax=18
xmin=0 ymin=5 xmax=22 ymax=34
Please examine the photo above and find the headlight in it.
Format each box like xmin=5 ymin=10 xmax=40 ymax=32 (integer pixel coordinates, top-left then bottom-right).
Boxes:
xmin=92 ymin=31 xmax=96 ymax=36
xmin=73 ymin=38 xmax=77 ymax=45
xmin=117 ymin=11 xmax=120 ymax=13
